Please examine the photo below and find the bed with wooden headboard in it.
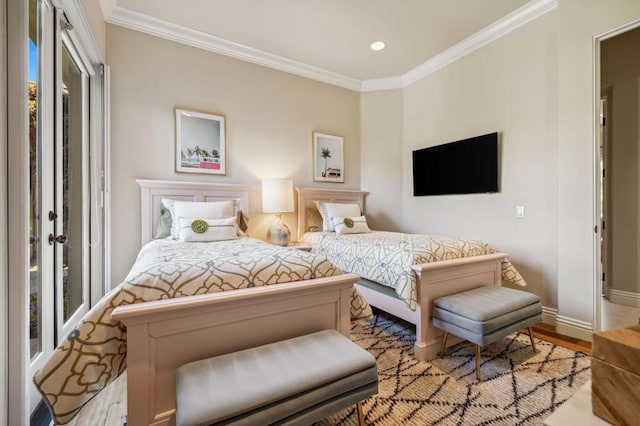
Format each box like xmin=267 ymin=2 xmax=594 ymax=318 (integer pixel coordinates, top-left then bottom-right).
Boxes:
xmin=296 ymin=187 xmax=510 ymax=362
xmin=44 ymin=180 xmax=358 ymax=426
xmin=34 ymin=180 xmax=359 ymax=426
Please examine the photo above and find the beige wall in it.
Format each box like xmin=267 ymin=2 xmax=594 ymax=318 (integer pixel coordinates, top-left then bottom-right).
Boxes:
xmin=601 ymin=27 xmax=640 ymax=295
xmin=106 ymin=25 xmax=360 ymax=285
xmin=104 ymin=0 xmax=640 ymax=335
xmin=398 ymin=11 xmax=559 ymax=308
xmin=557 ymin=0 xmax=640 ymax=329
xmin=360 ymin=89 xmax=404 ymax=231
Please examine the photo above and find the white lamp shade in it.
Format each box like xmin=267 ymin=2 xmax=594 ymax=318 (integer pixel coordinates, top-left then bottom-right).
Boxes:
xmin=262 ymin=178 xmax=294 ymax=213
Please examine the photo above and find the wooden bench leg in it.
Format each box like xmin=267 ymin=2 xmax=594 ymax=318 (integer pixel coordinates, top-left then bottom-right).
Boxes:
xmin=440 ymin=331 xmax=449 ymax=357
xmin=357 ymin=401 xmax=365 ymax=426
xmin=475 ymin=344 xmax=481 ymax=380
xmin=528 ymin=326 xmax=537 ymax=353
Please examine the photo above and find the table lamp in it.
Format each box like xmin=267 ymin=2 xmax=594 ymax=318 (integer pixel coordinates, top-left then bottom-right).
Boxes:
xmin=262 ymin=178 xmax=294 ymax=246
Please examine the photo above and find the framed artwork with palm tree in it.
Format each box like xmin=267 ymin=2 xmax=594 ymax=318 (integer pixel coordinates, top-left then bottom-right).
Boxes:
xmin=175 ymin=108 xmax=226 ymax=175
xmin=313 ymin=132 xmax=344 ymax=183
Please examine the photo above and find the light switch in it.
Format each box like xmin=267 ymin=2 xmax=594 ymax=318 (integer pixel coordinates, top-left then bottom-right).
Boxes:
xmin=515 ymin=206 xmax=525 ymax=218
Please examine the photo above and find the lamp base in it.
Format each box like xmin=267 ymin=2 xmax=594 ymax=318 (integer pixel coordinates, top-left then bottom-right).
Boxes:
xmin=267 ymin=215 xmax=291 ymax=246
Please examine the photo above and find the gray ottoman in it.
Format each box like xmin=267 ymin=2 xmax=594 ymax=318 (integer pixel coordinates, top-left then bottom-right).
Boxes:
xmin=432 ymin=286 xmax=542 ymax=380
xmin=175 ymin=329 xmax=378 ymax=426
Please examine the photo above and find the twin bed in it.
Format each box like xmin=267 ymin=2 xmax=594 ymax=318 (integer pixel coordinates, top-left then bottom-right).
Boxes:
xmin=34 ymin=180 xmax=526 ymax=426
xmin=295 ymin=187 xmax=525 ymax=362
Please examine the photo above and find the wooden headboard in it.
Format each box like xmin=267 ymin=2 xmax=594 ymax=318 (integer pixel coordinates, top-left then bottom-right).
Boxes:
xmin=137 ymin=179 xmax=251 ymax=245
xmin=295 ymin=187 xmax=368 ymax=241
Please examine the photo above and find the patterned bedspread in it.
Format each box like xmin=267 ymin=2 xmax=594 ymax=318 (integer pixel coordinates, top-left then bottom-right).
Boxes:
xmin=33 ymin=237 xmax=372 ymax=425
xmin=302 ymin=231 xmax=526 ymax=310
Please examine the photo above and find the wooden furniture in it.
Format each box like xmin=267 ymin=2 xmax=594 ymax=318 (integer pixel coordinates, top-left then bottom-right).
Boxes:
xmin=175 ymin=330 xmax=378 ymax=426
xmin=111 ymin=180 xmax=361 ymax=426
xmin=591 ymin=325 xmax=640 ymax=425
xmin=296 ymin=187 xmax=509 ymax=361
xmin=433 ymin=286 xmax=542 ymax=380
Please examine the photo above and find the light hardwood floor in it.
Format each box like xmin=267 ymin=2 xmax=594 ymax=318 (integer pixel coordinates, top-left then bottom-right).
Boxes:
xmin=601 ymin=297 xmax=640 ymax=331
xmin=66 ymin=372 xmax=127 ymax=426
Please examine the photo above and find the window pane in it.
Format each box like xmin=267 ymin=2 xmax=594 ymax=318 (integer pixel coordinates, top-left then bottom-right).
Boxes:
xmin=28 ymin=0 xmax=41 ymax=359
xmin=61 ymin=44 xmax=84 ymax=322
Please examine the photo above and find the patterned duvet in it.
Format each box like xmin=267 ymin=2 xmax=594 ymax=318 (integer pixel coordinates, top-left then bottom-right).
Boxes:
xmin=302 ymin=231 xmax=526 ymax=310
xmin=33 ymin=237 xmax=372 ymax=425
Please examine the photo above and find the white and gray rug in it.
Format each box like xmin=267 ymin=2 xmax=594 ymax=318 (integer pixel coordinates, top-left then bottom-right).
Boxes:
xmin=319 ymin=311 xmax=591 ymax=426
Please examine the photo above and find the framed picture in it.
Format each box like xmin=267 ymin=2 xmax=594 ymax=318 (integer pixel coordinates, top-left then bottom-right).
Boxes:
xmin=313 ymin=132 xmax=344 ymax=183
xmin=175 ymin=108 xmax=226 ymax=175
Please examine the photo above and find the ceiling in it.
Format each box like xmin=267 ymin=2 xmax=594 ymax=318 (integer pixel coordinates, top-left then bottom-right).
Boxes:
xmin=105 ymin=0 xmax=541 ymax=85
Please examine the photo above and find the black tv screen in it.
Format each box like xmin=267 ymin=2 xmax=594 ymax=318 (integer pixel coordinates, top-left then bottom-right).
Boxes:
xmin=412 ymin=132 xmax=499 ymax=196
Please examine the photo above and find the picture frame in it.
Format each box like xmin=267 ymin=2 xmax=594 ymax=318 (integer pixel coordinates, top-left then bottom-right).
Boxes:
xmin=313 ymin=132 xmax=344 ymax=183
xmin=175 ymin=108 xmax=226 ymax=175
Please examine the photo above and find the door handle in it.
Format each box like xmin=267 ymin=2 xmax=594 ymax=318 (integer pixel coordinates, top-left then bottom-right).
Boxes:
xmin=48 ymin=234 xmax=68 ymax=245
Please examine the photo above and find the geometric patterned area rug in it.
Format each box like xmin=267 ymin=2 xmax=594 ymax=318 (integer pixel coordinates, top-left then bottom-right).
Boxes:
xmin=317 ymin=311 xmax=591 ymax=426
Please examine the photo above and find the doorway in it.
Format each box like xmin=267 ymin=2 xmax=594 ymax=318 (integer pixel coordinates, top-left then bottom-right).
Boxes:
xmin=27 ymin=0 xmax=93 ymax=414
xmin=596 ymin=22 xmax=640 ymax=331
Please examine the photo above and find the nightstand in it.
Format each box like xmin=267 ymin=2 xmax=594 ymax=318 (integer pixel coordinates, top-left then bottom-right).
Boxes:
xmin=287 ymin=243 xmax=312 ymax=252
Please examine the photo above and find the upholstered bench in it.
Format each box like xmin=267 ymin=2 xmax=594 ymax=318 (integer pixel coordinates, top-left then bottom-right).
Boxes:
xmin=432 ymin=286 xmax=542 ymax=380
xmin=175 ymin=329 xmax=378 ymax=426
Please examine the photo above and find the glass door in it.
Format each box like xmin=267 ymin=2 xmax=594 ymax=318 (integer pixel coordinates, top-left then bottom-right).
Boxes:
xmin=55 ymin=35 xmax=90 ymax=340
xmin=28 ymin=1 xmax=91 ymax=414
xmin=28 ymin=0 xmax=56 ymax=413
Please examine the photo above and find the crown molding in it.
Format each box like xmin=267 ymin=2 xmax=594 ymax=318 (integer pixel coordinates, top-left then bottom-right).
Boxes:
xmin=104 ymin=0 xmax=557 ymax=93
xmin=105 ymin=6 xmax=363 ymax=91
xmin=98 ymin=0 xmax=116 ymax=20
xmin=401 ymin=0 xmax=558 ymax=87
xmin=360 ymin=76 xmax=404 ymax=92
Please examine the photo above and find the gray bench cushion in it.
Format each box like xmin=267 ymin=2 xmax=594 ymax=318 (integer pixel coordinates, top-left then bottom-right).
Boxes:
xmin=176 ymin=330 xmax=377 ymax=426
xmin=433 ymin=286 xmax=540 ymax=323
xmin=432 ymin=286 xmax=542 ymax=347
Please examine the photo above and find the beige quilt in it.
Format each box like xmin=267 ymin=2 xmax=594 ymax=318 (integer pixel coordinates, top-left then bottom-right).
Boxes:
xmin=33 ymin=237 xmax=372 ymax=425
xmin=302 ymin=231 xmax=526 ymax=310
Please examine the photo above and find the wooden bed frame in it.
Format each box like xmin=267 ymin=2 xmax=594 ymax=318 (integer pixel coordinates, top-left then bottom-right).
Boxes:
xmin=296 ymin=187 xmax=507 ymax=362
xmin=110 ymin=180 xmax=359 ymax=426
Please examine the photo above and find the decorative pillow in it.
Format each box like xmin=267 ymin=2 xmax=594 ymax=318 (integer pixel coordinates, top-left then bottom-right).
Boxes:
xmin=315 ymin=201 xmax=361 ymax=232
xmin=162 ymin=199 xmax=235 ymax=239
xmin=177 ymin=216 xmax=239 ymax=242
xmin=154 ymin=206 xmax=173 ymax=239
xmin=332 ymin=216 xmax=371 ymax=234
xmin=307 ymin=208 xmax=323 ymax=232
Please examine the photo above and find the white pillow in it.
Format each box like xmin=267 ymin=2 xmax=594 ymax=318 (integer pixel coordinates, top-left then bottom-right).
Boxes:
xmin=332 ymin=216 xmax=371 ymax=234
xmin=177 ymin=216 xmax=239 ymax=242
xmin=315 ymin=201 xmax=361 ymax=232
xmin=162 ymin=199 xmax=235 ymax=239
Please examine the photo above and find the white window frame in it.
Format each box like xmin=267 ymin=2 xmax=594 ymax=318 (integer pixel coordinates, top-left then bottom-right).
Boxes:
xmin=6 ymin=0 xmax=107 ymax=421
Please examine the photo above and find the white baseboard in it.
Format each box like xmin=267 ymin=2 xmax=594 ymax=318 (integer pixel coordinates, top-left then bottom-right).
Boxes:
xmin=608 ymin=289 xmax=640 ymax=308
xmin=541 ymin=306 xmax=557 ymax=325
xmin=555 ymin=315 xmax=594 ymax=342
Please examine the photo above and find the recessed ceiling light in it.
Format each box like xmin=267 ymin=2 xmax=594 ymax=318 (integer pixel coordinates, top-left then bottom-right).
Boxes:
xmin=370 ymin=41 xmax=385 ymax=51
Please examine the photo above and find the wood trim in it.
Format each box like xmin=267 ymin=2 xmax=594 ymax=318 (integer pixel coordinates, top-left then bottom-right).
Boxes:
xmin=136 ymin=179 xmax=251 ymax=246
xmin=105 ymin=6 xmax=362 ymax=92
xmin=111 ymin=273 xmax=359 ymax=426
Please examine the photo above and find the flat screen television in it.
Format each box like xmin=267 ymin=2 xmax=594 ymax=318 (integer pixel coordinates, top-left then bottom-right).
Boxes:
xmin=412 ymin=132 xmax=499 ymax=196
